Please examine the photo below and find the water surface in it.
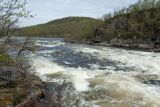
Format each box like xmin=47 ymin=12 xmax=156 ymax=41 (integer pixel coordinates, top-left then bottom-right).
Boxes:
xmin=29 ymin=38 xmax=160 ymax=107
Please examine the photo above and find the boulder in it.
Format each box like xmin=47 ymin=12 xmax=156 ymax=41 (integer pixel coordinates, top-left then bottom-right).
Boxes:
xmin=0 ymin=66 xmax=24 ymax=82
xmin=138 ymin=44 xmax=153 ymax=49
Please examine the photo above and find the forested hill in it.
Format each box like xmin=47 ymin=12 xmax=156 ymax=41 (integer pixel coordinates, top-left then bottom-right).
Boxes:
xmin=47 ymin=17 xmax=97 ymax=24
xmin=92 ymin=0 xmax=160 ymax=49
xmin=22 ymin=0 xmax=160 ymax=49
xmin=97 ymin=1 xmax=160 ymax=42
xmin=22 ymin=17 xmax=101 ymax=40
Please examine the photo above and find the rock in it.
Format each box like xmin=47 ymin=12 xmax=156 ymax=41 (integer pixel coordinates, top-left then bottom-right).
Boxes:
xmin=154 ymin=48 xmax=160 ymax=52
xmin=0 ymin=104 xmax=10 ymax=107
xmin=143 ymin=80 xmax=160 ymax=86
xmin=110 ymin=38 xmax=119 ymax=45
xmin=138 ymin=44 xmax=153 ymax=49
xmin=16 ymin=90 xmax=43 ymax=107
xmin=154 ymin=44 xmax=160 ymax=49
xmin=0 ymin=66 xmax=24 ymax=82
xmin=16 ymin=82 xmax=59 ymax=107
xmin=94 ymin=42 xmax=110 ymax=46
xmin=32 ymin=81 xmax=45 ymax=88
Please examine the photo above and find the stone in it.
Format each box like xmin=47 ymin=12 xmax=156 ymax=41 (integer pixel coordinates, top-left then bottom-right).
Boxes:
xmin=138 ymin=44 xmax=153 ymax=49
xmin=0 ymin=66 xmax=24 ymax=82
xmin=32 ymin=81 xmax=45 ymax=88
xmin=143 ymin=80 xmax=160 ymax=85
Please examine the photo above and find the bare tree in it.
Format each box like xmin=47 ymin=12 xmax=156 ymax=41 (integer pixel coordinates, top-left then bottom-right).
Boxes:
xmin=0 ymin=0 xmax=32 ymax=52
xmin=17 ymin=37 xmax=36 ymax=58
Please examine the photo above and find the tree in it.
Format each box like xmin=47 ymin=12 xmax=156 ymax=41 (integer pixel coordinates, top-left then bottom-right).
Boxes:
xmin=0 ymin=0 xmax=32 ymax=52
xmin=0 ymin=0 xmax=32 ymax=37
xmin=156 ymin=0 xmax=160 ymax=7
xmin=103 ymin=13 xmax=112 ymax=20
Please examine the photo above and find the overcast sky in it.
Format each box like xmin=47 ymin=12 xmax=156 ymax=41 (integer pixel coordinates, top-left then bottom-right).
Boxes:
xmin=20 ymin=0 xmax=138 ymax=27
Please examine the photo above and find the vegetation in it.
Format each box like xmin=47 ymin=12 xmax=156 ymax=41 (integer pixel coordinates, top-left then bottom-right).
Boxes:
xmin=0 ymin=52 xmax=16 ymax=66
xmin=0 ymin=0 xmax=32 ymax=37
xmin=0 ymin=0 xmax=35 ymax=106
xmin=22 ymin=17 xmax=101 ymax=41
xmin=95 ymin=0 xmax=160 ymax=45
xmin=0 ymin=0 xmax=159 ymax=106
xmin=0 ymin=51 xmax=37 ymax=106
xmin=0 ymin=0 xmax=32 ymax=53
xmin=22 ymin=0 xmax=160 ymax=46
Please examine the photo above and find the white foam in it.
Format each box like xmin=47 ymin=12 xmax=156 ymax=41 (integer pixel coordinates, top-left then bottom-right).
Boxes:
xmin=73 ymin=45 xmax=160 ymax=74
xmin=36 ymin=41 xmax=65 ymax=48
xmin=29 ymin=41 xmax=160 ymax=106
xmin=30 ymin=57 xmax=97 ymax=91
xmin=102 ymin=74 xmax=160 ymax=105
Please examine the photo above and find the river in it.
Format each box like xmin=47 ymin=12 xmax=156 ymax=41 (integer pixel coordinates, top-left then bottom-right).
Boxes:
xmin=27 ymin=37 xmax=160 ymax=107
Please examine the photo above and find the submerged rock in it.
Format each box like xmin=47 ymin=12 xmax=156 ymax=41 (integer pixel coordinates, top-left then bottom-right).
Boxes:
xmin=143 ymin=80 xmax=160 ymax=86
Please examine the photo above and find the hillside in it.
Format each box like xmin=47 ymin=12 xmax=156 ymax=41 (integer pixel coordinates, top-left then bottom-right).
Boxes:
xmin=93 ymin=0 xmax=160 ymax=49
xmin=22 ymin=17 xmax=101 ymax=41
xmin=97 ymin=7 xmax=160 ymax=41
xmin=21 ymin=0 xmax=160 ymax=50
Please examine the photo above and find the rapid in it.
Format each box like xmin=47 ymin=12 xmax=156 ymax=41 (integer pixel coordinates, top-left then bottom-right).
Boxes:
xmin=28 ymin=38 xmax=160 ymax=107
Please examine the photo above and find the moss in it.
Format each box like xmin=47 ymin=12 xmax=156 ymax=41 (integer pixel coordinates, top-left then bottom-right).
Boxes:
xmin=0 ymin=52 xmax=17 ymax=66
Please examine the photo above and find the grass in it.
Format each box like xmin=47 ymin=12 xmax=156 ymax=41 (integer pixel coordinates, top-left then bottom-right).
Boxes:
xmin=21 ymin=16 xmax=101 ymax=41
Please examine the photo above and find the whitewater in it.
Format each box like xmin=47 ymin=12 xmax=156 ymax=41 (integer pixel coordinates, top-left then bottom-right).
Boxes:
xmin=28 ymin=38 xmax=160 ymax=107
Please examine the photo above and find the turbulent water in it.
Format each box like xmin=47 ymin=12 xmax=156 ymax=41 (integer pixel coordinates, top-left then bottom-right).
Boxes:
xmin=28 ymin=37 xmax=160 ymax=107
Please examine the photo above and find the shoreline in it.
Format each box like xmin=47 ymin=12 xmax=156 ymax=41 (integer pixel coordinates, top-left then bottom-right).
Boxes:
xmin=1 ymin=37 xmax=159 ymax=106
xmin=65 ymin=39 xmax=160 ymax=53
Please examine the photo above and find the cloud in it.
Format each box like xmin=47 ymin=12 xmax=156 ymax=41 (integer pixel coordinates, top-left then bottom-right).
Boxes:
xmin=20 ymin=0 xmax=138 ymax=27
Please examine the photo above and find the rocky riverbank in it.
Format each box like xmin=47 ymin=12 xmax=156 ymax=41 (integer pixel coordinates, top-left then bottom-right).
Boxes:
xmin=0 ymin=65 xmax=41 ymax=107
xmin=0 ymin=66 xmax=61 ymax=107
xmin=15 ymin=80 xmax=77 ymax=107
xmin=0 ymin=51 xmax=41 ymax=107
xmin=0 ymin=52 xmax=71 ymax=107
xmin=65 ymin=38 xmax=160 ymax=52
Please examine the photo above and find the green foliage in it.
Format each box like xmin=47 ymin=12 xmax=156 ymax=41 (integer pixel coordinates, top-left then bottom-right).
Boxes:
xmin=22 ymin=17 xmax=101 ymax=41
xmin=22 ymin=0 xmax=160 ymax=42
xmin=0 ymin=0 xmax=32 ymax=37
xmin=0 ymin=0 xmax=33 ymax=59
xmin=0 ymin=52 xmax=16 ymax=66
xmin=47 ymin=16 xmax=97 ymax=24
xmin=99 ymin=0 xmax=160 ymax=42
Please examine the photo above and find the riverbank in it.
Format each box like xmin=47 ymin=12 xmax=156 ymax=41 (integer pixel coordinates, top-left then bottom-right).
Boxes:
xmin=0 ymin=56 xmax=54 ymax=107
xmin=28 ymin=38 xmax=160 ymax=107
xmin=0 ymin=51 xmax=45 ymax=106
xmin=0 ymin=50 xmax=67 ymax=107
xmin=65 ymin=39 xmax=160 ymax=52
xmin=1 ymin=36 xmax=160 ymax=107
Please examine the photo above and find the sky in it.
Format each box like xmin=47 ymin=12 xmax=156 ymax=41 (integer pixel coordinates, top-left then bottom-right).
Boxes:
xmin=20 ymin=0 xmax=138 ymax=27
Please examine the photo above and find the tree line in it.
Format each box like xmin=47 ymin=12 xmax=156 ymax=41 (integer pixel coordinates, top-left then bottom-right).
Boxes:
xmin=103 ymin=0 xmax=160 ymax=20
xmin=94 ymin=0 xmax=160 ymax=46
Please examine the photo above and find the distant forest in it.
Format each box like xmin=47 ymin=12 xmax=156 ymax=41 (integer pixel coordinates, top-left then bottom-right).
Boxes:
xmin=95 ymin=0 xmax=160 ymax=44
xmin=22 ymin=0 xmax=160 ymax=46
xmin=22 ymin=17 xmax=100 ymax=40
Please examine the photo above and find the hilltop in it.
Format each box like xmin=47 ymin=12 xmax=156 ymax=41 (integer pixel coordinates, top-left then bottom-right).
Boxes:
xmin=21 ymin=0 xmax=160 ymax=50
xmin=22 ymin=17 xmax=101 ymax=41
